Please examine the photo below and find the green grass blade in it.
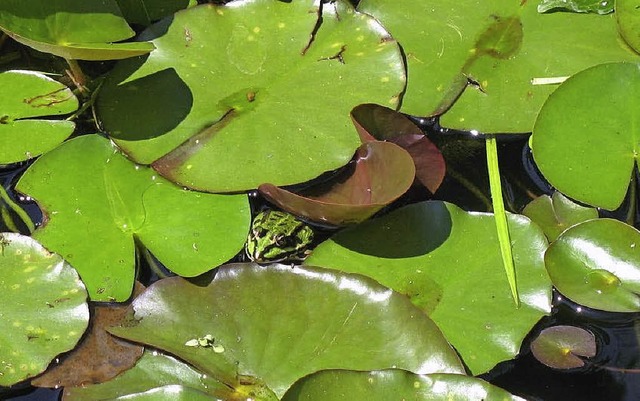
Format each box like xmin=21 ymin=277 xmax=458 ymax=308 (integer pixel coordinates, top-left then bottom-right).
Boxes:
xmin=485 ymin=135 xmax=520 ymax=307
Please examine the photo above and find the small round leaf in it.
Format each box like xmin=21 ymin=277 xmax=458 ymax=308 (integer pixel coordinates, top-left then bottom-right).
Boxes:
xmin=531 ymin=326 xmax=596 ymax=369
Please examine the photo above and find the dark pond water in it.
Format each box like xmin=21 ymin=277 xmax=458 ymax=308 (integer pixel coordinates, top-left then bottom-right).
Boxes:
xmin=1 ymin=129 xmax=639 ymax=400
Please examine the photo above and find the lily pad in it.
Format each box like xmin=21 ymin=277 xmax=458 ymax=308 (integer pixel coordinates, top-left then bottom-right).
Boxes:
xmin=96 ymin=0 xmax=405 ymax=192
xmin=32 ymin=284 xmax=145 ymax=388
xmin=16 ymin=134 xmax=250 ymax=301
xmin=350 ymin=103 xmax=446 ymax=193
xmin=109 ymin=264 xmax=465 ymax=398
xmin=544 ymin=218 xmax=640 ymax=312
xmin=306 ymin=201 xmax=552 ymax=375
xmin=0 ymin=70 xmax=77 ymax=165
xmin=532 ymin=62 xmax=640 ymax=210
xmin=530 ymin=325 xmax=596 ymax=369
xmin=0 ymin=232 xmax=89 ymax=386
xmin=115 ymin=0 xmax=197 ymax=26
xmin=283 ymin=370 xmax=525 ymax=401
xmin=0 ymin=0 xmax=154 ymax=60
xmin=63 ymin=351 xmax=231 ymax=401
xmin=537 ymin=0 xmax=614 ymax=14
xmin=522 ymin=191 xmax=599 ymax=242
xmin=617 ymin=0 xmax=640 ymax=58
xmin=358 ymin=0 xmax=639 ymax=133
xmin=258 ymin=141 xmax=415 ymax=226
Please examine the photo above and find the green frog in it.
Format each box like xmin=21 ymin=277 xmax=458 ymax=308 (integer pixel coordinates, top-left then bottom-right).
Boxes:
xmin=245 ymin=210 xmax=314 ymax=263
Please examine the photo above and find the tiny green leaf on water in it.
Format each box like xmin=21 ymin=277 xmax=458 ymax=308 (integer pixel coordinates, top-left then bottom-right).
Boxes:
xmin=531 ymin=326 xmax=596 ymax=369
xmin=523 ymin=191 xmax=599 ymax=242
xmin=0 ymin=233 xmax=89 ymax=386
xmin=533 ymin=62 xmax=640 ymax=210
xmin=538 ymin=0 xmax=614 ymax=14
xmin=0 ymin=70 xmax=77 ymax=165
xmin=545 ymin=219 xmax=640 ymax=312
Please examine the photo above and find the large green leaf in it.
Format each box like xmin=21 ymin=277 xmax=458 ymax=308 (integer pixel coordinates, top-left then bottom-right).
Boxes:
xmin=63 ymin=351 xmax=230 ymax=401
xmin=617 ymin=0 xmax=640 ymax=53
xmin=0 ymin=70 xmax=77 ymax=164
xmin=115 ymin=0 xmax=197 ymax=26
xmin=283 ymin=370 xmax=525 ymax=401
xmin=109 ymin=264 xmax=465 ymax=398
xmin=358 ymin=0 xmax=639 ymax=133
xmin=306 ymin=201 xmax=552 ymax=374
xmin=16 ymin=135 xmax=250 ymax=301
xmin=532 ymin=62 xmax=640 ymax=210
xmin=0 ymin=233 xmax=89 ymax=386
xmin=97 ymin=0 xmax=405 ymax=192
xmin=0 ymin=0 xmax=154 ymax=60
xmin=545 ymin=218 xmax=640 ymax=312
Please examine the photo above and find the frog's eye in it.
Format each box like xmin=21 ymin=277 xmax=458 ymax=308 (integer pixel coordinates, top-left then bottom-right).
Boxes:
xmin=275 ymin=235 xmax=298 ymax=248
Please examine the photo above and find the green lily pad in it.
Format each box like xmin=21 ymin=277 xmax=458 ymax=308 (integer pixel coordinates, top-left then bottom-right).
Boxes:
xmin=0 ymin=232 xmax=89 ymax=386
xmin=16 ymin=134 xmax=250 ymax=301
xmin=522 ymin=192 xmax=599 ymax=242
xmin=109 ymin=264 xmax=465 ymax=398
xmin=0 ymin=0 xmax=154 ymax=60
xmin=306 ymin=201 xmax=552 ymax=375
xmin=97 ymin=0 xmax=405 ymax=192
xmin=358 ymin=0 xmax=639 ymax=133
xmin=532 ymin=62 xmax=640 ymax=210
xmin=538 ymin=0 xmax=614 ymax=14
xmin=0 ymin=70 xmax=77 ymax=164
xmin=283 ymin=370 xmax=525 ymax=401
xmin=63 ymin=350 xmax=231 ymax=401
xmin=115 ymin=0 xmax=197 ymax=26
xmin=617 ymin=0 xmax=640 ymax=58
xmin=545 ymin=218 xmax=640 ymax=312
xmin=530 ymin=326 xmax=596 ymax=369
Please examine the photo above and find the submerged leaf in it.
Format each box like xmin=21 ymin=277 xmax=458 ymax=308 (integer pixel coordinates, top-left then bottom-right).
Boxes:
xmin=531 ymin=326 xmax=596 ymax=369
xmin=0 ymin=233 xmax=89 ymax=386
xmin=109 ymin=264 xmax=465 ymax=398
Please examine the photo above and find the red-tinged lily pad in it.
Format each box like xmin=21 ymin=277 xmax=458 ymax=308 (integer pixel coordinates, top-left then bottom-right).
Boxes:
xmin=531 ymin=326 xmax=596 ymax=369
xmin=522 ymin=191 xmax=599 ymax=242
xmin=0 ymin=233 xmax=89 ymax=386
xmin=0 ymin=0 xmax=154 ymax=60
xmin=108 ymin=264 xmax=465 ymax=398
xmin=351 ymin=104 xmax=446 ymax=193
xmin=259 ymin=141 xmax=415 ymax=226
xmin=545 ymin=218 xmax=640 ymax=312
xmin=32 ymin=284 xmax=145 ymax=388
xmin=0 ymin=70 xmax=78 ymax=165
xmin=282 ymin=370 xmax=526 ymax=401
xmin=63 ymin=350 xmax=232 ymax=401
xmin=16 ymin=134 xmax=250 ymax=301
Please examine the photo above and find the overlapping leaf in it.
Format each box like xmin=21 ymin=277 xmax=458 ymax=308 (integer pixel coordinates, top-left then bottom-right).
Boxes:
xmin=97 ymin=0 xmax=405 ymax=192
xmin=523 ymin=192 xmax=598 ymax=242
xmin=16 ymin=135 xmax=250 ymax=301
xmin=307 ymin=201 xmax=552 ymax=374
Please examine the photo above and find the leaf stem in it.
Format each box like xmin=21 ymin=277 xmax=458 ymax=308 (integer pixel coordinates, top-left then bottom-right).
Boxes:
xmin=486 ymin=135 xmax=520 ymax=307
xmin=65 ymin=58 xmax=87 ymax=90
xmin=0 ymin=185 xmax=35 ymax=234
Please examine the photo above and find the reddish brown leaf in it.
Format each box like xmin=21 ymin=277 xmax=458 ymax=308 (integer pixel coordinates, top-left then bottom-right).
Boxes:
xmin=259 ymin=141 xmax=415 ymax=226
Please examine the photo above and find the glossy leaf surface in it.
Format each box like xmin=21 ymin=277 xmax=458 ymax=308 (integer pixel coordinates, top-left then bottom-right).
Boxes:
xmin=0 ymin=0 xmax=154 ymax=60
xmin=532 ymin=62 xmax=640 ymax=210
xmin=109 ymin=264 xmax=465 ymax=398
xmin=0 ymin=233 xmax=89 ymax=386
xmin=523 ymin=192 xmax=599 ymax=242
xmin=545 ymin=218 xmax=640 ymax=312
xmin=350 ymin=103 xmax=446 ymax=193
xmin=259 ymin=141 xmax=415 ymax=226
xmin=283 ymin=370 xmax=525 ymax=401
xmin=0 ymin=70 xmax=77 ymax=164
xmin=537 ymin=0 xmax=614 ymax=14
xmin=16 ymin=135 xmax=250 ymax=301
xmin=358 ymin=0 xmax=639 ymax=133
xmin=97 ymin=0 xmax=405 ymax=192
xmin=307 ymin=201 xmax=552 ymax=374
xmin=530 ymin=325 xmax=596 ymax=369
xmin=63 ymin=351 xmax=230 ymax=401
